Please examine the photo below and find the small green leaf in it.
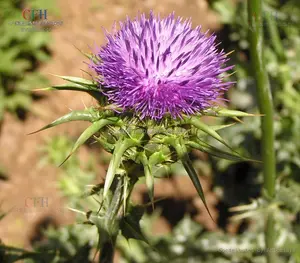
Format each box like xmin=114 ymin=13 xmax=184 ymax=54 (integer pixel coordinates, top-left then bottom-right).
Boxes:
xmin=170 ymin=138 xmax=214 ymax=221
xmin=139 ymin=152 xmax=154 ymax=207
xmin=34 ymin=83 xmax=97 ymax=92
xmin=187 ymin=140 xmax=249 ymax=162
xmin=50 ymin=74 xmax=98 ymax=87
xmin=28 ymin=108 xmax=98 ymax=135
xmin=148 ymin=151 xmax=167 ymax=166
xmin=33 ymin=83 xmax=103 ymax=101
xmin=209 ymin=108 xmax=260 ymax=117
xmin=181 ymin=154 xmax=214 ymax=221
xmin=195 ymin=123 xmax=236 ymax=138
xmin=189 ymin=116 xmax=232 ymax=150
xmin=210 ymin=123 xmax=236 ymax=131
xmin=103 ymin=138 xmax=139 ymax=199
xmin=61 ymin=118 xmax=116 ymax=166
xmin=120 ymin=206 xmax=148 ymax=243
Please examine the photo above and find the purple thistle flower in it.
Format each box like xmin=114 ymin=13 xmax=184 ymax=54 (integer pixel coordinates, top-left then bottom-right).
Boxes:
xmin=91 ymin=12 xmax=233 ymax=119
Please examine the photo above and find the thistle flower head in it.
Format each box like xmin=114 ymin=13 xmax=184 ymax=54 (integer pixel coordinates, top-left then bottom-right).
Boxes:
xmin=91 ymin=12 xmax=233 ymax=119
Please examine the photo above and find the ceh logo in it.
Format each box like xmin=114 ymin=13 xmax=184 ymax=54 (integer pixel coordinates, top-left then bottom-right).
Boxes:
xmin=25 ymin=197 xmax=48 ymax=207
xmin=22 ymin=9 xmax=47 ymax=21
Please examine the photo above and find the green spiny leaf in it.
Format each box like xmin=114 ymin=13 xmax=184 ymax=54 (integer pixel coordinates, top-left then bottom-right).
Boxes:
xmin=50 ymin=74 xmax=98 ymax=87
xmin=94 ymin=135 xmax=115 ymax=153
xmin=120 ymin=206 xmax=148 ymax=243
xmin=181 ymin=154 xmax=214 ymax=222
xmin=169 ymin=137 xmax=214 ymax=221
xmin=103 ymin=138 xmax=140 ymax=199
xmin=33 ymin=83 xmax=103 ymax=101
xmin=194 ymin=123 xmax=236 ymax=138
xmin=34 ymin=83 xmax=97 ymax=92
xmin=187 ymin=140 xmax=250 ymax=162
xmin=60 ymin=118 xmax=117 ymax=166
xmin=210 ymin=123 xmax=236 ymax=131
xmin=207 ymin=108 xmax=260 ymax=117
xmin=139 ymin=152 xmax=154 ymax=208
xmin=123 ymin=176 xmax=129 ymax=213
xmin=188 ymin=116 xmax=232 ymax=150
xmin=28 ymin=108 xmax=99 ymax=135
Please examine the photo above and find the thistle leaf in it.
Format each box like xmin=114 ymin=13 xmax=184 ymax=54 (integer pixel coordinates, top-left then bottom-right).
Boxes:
xmin=103 ymin=138 xmax=139 ymax=199
xmin=60 ymin=118 xmax=116 ymax=166
xmin=187 ymin=140 xmax=248 ymax=162
xmin=171 ymin=138 xmax=214 ymax=221
xmin=189 ymin=116 xmax=232 ymax=150
xmin=34 ymin=83 xmax=98 ymax=92
xmin=148 ymin=151 xmax=167 ymax=166
xmin=94 ymin=136 xmax=115 ymax=153
xmin=123 ymin=176 xmax=129 ymax=213
xmin=208 ymin=108 xmax=260 ymax=117
xmin=139 ymin=152 xmax=154 ymax=208
xmin=120 ymin=205 xmax=148 ymax=243
xmin=33 ymin=83 xmax=103 ymax=101
xmin=195 ymin=123 xmax=236 ymax=138
xmin=28 ymin=108 xmax=98 ymax=135
xmin=50 ymin=74 xmax=98 ymax=87
xmin=210 ymin=123 xmax=236 ymax=131
xmin=182 ymin=154 xmax=214 ymax=221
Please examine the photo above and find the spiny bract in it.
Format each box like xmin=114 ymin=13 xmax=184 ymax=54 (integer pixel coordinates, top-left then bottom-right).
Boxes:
xmin=91 ymin=12 xmax=233 ymax=120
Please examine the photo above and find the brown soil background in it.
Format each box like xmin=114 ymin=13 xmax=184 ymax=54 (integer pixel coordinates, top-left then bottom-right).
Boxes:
xmin=0 ymin=0 xmax=223 ymax=252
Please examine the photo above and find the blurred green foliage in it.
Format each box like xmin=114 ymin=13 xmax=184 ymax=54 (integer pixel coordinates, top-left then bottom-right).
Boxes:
xmin=40 ymin=135 xmax=99 ymax=210
xmin=210 ymin=0 xmax=300 ymax=187
xmin=0 ymin=0 xmax=55 ymax=121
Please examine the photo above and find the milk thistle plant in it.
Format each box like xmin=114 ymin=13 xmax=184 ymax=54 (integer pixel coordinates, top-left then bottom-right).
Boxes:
xmin=32 ymin=11 xmax=258 ymax=263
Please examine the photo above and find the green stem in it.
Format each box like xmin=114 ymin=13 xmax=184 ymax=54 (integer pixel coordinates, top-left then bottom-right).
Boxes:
xmin=98 ymin=164 xmax=140 ymax=263
xmin=248 ymin=1 xmax=276 ymax=263
xmin=265 ymin=10 xmax=285 ymax=61
xmin=99 ymin=177 xmax=123 ymax=263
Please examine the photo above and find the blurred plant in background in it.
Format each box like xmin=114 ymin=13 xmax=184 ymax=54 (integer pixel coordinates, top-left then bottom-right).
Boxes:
xmin=208 ymin=0 xmax=300 ymax=262
xmin=0 ymin=0 xmax=57 ymax=122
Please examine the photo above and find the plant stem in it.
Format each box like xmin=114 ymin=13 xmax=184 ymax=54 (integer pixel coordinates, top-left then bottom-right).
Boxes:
xmin=265 ymin=10 xmax=285 ymax=61
xmin=98 ymin=235 xmax=117 ymax=263
xmin=99 ymin=177 xmax=123 ymax=263
xmin=247 ymin=1 xmax=277 ymax=263
xmin=98 ymin=165 xmax=140 ymax=263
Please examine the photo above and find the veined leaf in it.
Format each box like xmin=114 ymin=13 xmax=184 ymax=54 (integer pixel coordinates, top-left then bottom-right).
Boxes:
xmin=182 ymin=153 xmax=214 ymax=221
xmin=210 ymin=123 xmax=236 ymax=131
xmin=139 ymin=152 xmax=154 ymax=207
xmin=189 ymin=116 xmax=232 ymax=150
xmin=187 ymin=140 xmax=247 ymax=162
xmin=50 ymin=74 xmax=98 ymax=87
xmin=103 ymin=138 xmax=140 ymax=199
xmin=120 ymin=206 xmax=148 ymax=243
xmin=28 ymin=108 xmax=99 ymax=135
xmin=34 ymin=83 xmax=97 ymax=92
xmin=60 ymin=118 xmax=117 ymax=166
xmin=33 ymin=83 xmax=103 ymax=101
xmin=170 ymin=138 xmax=214 ymax=221
xmin=207 ymin=108 xmax=260 ymax=117
xmin=195 ymin=123 xmax=236 ymax=138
